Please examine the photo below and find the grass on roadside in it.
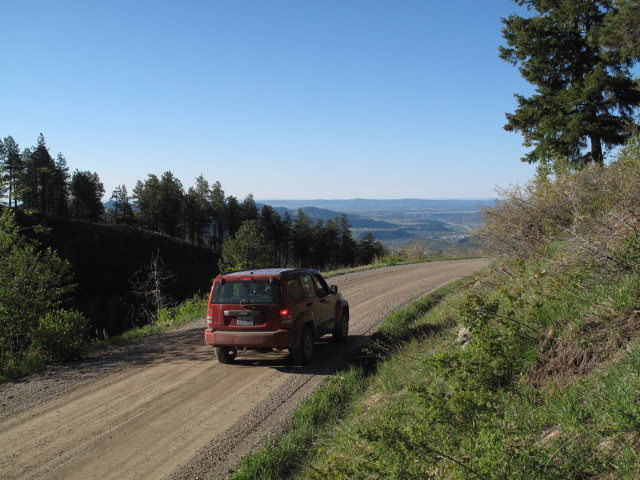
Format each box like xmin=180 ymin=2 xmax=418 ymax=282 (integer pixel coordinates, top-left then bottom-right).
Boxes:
xmin=231 ymin=367 xmax=368 ymax=480
xmin=301 ymin=262 xmax=640 ymax=479
xmin=229 ymin=275 xmax=478 ymax=480
xmin=230 ymin=254 xmax=640 ymax=480
xmin=89 ymin=293 xmax=208 ymax=350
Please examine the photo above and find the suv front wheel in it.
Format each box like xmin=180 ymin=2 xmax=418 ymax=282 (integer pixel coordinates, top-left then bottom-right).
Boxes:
xmin=332 ymin=311 xmax=349 ymax=343
xmin=290 ymin=326 xmax=314 ymax=366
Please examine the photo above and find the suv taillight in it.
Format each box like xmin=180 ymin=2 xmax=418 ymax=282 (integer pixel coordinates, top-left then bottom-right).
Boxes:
xmin=207 ymin=306 xmax=213 ymax=329
xmin=280 ymin=308 xmax=292 ymax=327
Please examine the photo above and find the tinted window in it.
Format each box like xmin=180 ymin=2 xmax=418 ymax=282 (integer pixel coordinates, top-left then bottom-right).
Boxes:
xmin=211 ymin=281 xmax=281 ymax=304
xmin=301 ymin=275 xmax=317 ymax=298
xmin=286 ymin=278 xmax=304 ymax=302
xmin=312 ymin=274 xmax=329 ymax=296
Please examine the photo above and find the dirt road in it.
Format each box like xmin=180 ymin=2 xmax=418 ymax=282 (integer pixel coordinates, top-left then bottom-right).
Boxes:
xmin=0 ymin=259 xmax=490 ymax=479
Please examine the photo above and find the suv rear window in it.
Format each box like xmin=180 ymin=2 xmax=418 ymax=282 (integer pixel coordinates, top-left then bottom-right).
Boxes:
xmin=211 ymin=281 xmax=281 ymax=305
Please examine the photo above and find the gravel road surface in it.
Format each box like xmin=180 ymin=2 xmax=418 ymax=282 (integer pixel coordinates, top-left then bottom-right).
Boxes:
xmin=0 ymin=259 xmax=490 ymax=479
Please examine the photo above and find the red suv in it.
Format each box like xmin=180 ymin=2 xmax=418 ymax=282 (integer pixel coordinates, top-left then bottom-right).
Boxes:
xmin=204 ymin=268 xmax=349 ymax=365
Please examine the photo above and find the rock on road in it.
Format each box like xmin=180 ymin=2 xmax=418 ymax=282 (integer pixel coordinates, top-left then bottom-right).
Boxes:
xmin=0 ymin=259 xmax=491 ymax=480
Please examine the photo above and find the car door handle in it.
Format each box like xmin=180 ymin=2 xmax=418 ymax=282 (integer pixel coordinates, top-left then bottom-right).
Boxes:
xmin=306 ymin=302 xmax=313 ymax=307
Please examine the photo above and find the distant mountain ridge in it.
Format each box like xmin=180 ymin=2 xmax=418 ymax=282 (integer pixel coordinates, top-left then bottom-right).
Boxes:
xmin=257 ymin=198 xmax=494 ymax=213
xmin=257 ymin=200 xmax=485 ymax=248
xmin=264 ymin=205 xmax=398 ymax=229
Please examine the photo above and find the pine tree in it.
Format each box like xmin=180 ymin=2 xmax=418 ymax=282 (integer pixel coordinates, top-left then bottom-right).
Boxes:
xmin=157 ymin=171 xmax=184 ymax=237
xmin=69 ymin=170 xmax=105 ymax=222
xmin=110 ymin=184 xmax=134 ymax=225
xmin=133 ymin=174 xmax=161 ymax=231
xmin=598 ymin=0 xmax=640 ymax=58
xmin=209 ymin=181 xmax=226 ymax=254
xmin=0 ymin=139 xmax=6 ymax=203
xmin=337 ymin=214 xmax=356 ymax=266
xmin=0 ymin=136 xmax=23 ymax=207
xmin=225 ymin=196 xmax=242 ymax=238
xmin=51 ymin=153 xmax=70 ymax=217
xmin=192 ymin=175 xmax=212 ymax=247
xmin=240 ymin=193 xmax=259 ymax=222
xmin=500 ymin=0 xmax=640 ymax=166
xmin=292 ymin=209 xmax=313 ymax=267
xmin=219 ymin=219 xmax=275 ymax=271
xmin=257 ymin=204 xmax=282 ymax=265
xmin=21 ymin=134 xmax=58 ymax=213
xmin=356 ymin=231 xmax=386 ymax=265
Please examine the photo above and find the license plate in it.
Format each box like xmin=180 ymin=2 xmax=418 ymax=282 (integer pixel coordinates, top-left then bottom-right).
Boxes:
xmin=237 ymin=318 xmax=253 ymax=326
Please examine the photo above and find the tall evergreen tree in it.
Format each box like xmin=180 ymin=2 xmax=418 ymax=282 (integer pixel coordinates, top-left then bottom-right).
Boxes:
xmin=257 ymin=204 xmax=282 ymax=265
xmin=292 ymin=209 xmax=313 ymax=267
xmin=337 ymin=214 xmax=356 ymax=266
xmin=157 ymin=171 xmax=184 ymax=237
xmin=182 ymin=176 xmax=211 ymax=246
xmin=281 ymin=211 xmax=293 ymax=266
xmin=182 ymin=188 xmax=200 ymax=244
xmin=225 ymin=196 xmax=242 ymax=238
xmin=192 ymin=175 xmax=212 ymax=247
xmin=219 ymin=219 xmax=274 ymax=271
xmin=133 ymin=174 xmax=161 ymax=231
xmin=17 ymin=148 xmax=31 ymax=207
xmin=500 ymin=0 xmax=640 ymax=166
xmin=69 ymin=170 xmax=105 ymax=222
xmin=51 ymin=153 xmax=70 ymax=217
xmin=0 ymin=139 xmax=6 ymax=202
xmin=240 ymin=193 xmax=259 ymax=222
xmin=356 ymin=231 xmax=386 ymax=265
xmin=313 ymin=218 xmax=338 ymax=268
xmin=21 ymin=134 xmax=58 ymax=213
xmin=209 ymin=181 xmax=226 ymax=254
xmin=0 ymin=136 xmax=23 ymax=207
xmin=110 ymin=184 xmax=134 ymax=225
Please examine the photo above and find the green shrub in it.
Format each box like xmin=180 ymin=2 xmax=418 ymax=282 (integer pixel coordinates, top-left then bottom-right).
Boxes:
xmin=32 ymin=309 xmax=89 ymax=363
xmin=173 ymin=293 xmax=207 ymax=321
xmin=0 ymin=208 xmax=74 ymax=374
xmin=156 ymin=293 xmax=207 ymax=326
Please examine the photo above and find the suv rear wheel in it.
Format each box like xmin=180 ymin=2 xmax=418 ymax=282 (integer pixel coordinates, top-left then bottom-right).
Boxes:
xmin=290 ymin=326 xmax=314 ymax=366
xmin=215 ymin=346 xmax=237 ymax=364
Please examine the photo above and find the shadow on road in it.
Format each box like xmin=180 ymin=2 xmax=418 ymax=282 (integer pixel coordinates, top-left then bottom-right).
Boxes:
xmin=209 ymin=334 xmax=369 ymax=376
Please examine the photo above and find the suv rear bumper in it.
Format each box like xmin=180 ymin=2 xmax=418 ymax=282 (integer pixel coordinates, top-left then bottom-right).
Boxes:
xmin=204 ymin=328 xmax=294 ymax=348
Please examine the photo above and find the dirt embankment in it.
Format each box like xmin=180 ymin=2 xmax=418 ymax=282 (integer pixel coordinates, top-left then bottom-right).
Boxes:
xmin=0 ymin=259 xmax=490 ymax=480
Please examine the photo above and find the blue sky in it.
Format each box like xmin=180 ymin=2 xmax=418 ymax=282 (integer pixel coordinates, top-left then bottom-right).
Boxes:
xmin=2 ymin=0 xmax=537 ymax=201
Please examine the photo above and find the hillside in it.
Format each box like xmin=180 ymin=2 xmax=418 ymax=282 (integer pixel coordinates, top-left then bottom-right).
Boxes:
xmin=231 ymin=139 xmax=640 ymax=479
xmin=15 ymin=213 xmax=218 ymax=336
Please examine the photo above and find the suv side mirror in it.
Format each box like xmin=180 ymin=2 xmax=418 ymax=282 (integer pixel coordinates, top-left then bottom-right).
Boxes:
xmin=330 ymin=285 xmax=338 ymax=294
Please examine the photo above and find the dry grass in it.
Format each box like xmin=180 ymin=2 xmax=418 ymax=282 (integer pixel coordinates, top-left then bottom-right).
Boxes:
xmin=530 ymin=311 xmax=640 ymax=387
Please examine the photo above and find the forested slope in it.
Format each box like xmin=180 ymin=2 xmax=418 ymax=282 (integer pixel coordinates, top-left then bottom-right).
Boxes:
xmin=15 ymin=213 xmax=218 ymax=336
